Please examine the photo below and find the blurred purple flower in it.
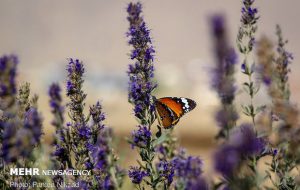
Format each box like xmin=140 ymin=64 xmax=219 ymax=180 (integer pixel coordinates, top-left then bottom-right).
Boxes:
xmin=210 ymin=15 xmax=238 ymax=138
xmin=2 ymin=108 xmax=43 ymax=163
xmin=49 ymin=83 xmax=62 ymax=111
xmin=53 ymin=145 xmax=69 ymax=165
xmin=172 ymin=155 xmax=203 ymax=178
xmin=1 ymin=122 xmax=18 ymax=163
xmin=214 ymin=145 xmax=240 ymax=177
xmin=0 ymin=55 xmax=18 ymax=98
xmin=231 ymin=124 xmax=266 ymax=155
xmin=104 ymin=175 xmax=114 ymax=190
xmin=92 ymin=129 xmax=111 ymax=171
xmin=188 ymin=176 xmax=209 ymax=190
xmin=211 ymin=15 xmax=237 ymax=105
xmin=24 ymin=108 xmax=43 ymax=143
xmin=214 ymin=124 xmax=266 ymax=177
xmin=275 ymin=25 xmax=293 ymax=101
xmin=49 ymin=83 xmax=71 ymax=168
xmin=215 ymin=109 xmax=239 ymax=129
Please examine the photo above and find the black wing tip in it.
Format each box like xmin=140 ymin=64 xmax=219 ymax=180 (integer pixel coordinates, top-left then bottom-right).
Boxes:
xmin=183 ymin=97 xmax=197 ymax=110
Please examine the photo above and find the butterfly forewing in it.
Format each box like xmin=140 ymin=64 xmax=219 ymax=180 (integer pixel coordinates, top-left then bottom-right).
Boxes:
xmin=158 ymin=97 xmax=196 ymax=116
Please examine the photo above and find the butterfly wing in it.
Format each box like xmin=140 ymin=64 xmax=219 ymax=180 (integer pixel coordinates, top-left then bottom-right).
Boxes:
xmin=155 ymin=97 xmax=196 ymax=128
xmin=155 ymin=100 xmax=179 ymax=129
xmin=158 ymin=97 xmax=196 ymax=117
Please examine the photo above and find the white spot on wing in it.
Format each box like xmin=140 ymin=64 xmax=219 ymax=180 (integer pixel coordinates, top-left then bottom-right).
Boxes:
xmin=180 ymin=98 xmax=190 ymax=111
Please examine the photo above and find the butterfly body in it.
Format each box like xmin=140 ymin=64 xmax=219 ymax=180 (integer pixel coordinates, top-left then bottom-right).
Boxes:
xmin=155 ymin=97 xmax=196 ymax=129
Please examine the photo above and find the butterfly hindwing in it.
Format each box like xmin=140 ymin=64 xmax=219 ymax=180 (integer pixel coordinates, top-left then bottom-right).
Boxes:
xmin=155 ymin=100 xmax=179 ymax=129
xmin=155 ymin=97 xmax=196 ymax=128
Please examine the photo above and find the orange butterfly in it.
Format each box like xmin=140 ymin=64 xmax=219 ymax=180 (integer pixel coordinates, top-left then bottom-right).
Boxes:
xmin=155 ymin=97 xmax=196 ymax=129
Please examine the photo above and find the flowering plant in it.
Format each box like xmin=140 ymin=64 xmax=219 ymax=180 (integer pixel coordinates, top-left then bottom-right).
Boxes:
xmin=0 ymin=1 xmax=299 ymax=190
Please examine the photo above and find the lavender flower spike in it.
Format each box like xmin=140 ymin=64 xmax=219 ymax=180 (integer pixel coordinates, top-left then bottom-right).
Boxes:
xmin=126 ymin=2 xmax=163 ymax=189
xmin=49 ymin=83 xmax=73 ymax=169
xmin=2 ymin=108 xmax=43 ymax=163
xmin=210 ymin=15 xmax=238 ymax=139
xmin=127 ymin=2 xmax=157 ymax=125
xmin=49 ymin=83 xmax=65 ymax=139
xmin=172 ymin=151 xmax=206 ymax=189
xmin=237 ymin=0 xmax=260 ymax=126
xmin=66 ymin=58 xmax=90 ymax=170
xmin=0 ymin=55 xmax=18 ymax=111
xmin=0 ymin=55 xmax=18 ymax=98
xmin=64 ymin=59 xmax=124 ymax=189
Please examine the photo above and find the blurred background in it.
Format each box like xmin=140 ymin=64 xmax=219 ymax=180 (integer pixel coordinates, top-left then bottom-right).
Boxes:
xmin=0 ymin=0 xmax=300 ymax=176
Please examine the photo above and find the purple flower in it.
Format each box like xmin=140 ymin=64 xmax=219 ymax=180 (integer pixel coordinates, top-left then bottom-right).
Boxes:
xmin=104 ymin=175 xmax=114 ymax=190
xmin=53 ymin=145 xmax=68 ymax=161
xmin=128 ymin=166 xmax=149 ymax=184
xmin=78 ymin=126 xmax=92 ymax=139
xmin=63 ymin=59 xmax=123 ymax=188
xmin=156 ymin=160 xmax=174 ymax=185
xmin=214 ymin=124 xmax=266 ymax=177
xmin=127 ymin=2 xmax=157 ymax=123
xmin=24 ymin=108 xmax=43 ymax=143
xmin=274 ymin=25 xmax=293 ymax=101
xmin=240 ymin=0 xmax=259 ymax=25
xmin=49 ymin=83 xmax=71 ymax=167
xmin=130 ymin=125 xmax=151 ymax=148
xmin=49 ymin=83 xmax=65 ymax=136
xmin=0 ymin=55 xmax=18 ymax=98
xmin=214 ymin=145 xmax=240 ymax=177
xmin=66 ymin=59 xmax=87 ymax=145
xmin=215 ymin=109 xmax=239 ymax=129
xmin=49 ymin=83 xmax=63 ymax=111
xmin=1 ymin=122 xmax=18 ymax=163
xmin=90 ymin=101 xmax=106 ymax=132
xmin=127 ymin=1 xmax=142 ymax=21
xmin=93 ymin=147 xmax=108 ymax=170
xmin=210 ymin=15 xmax=238 ymax=138
xmin=66 ymin=58 xmax=85 ymax=97
xmin=188 ymin=176 xmax=209 ymax=190
xmin=91 ymin=127 xmax=111 ymax=171
xmin=231 ymin=124 xmax=266 ymax=155
xmin=2 ymin=108 xmax=43 ymax=163
xmin=171 ymin=152 xmax=205 ymax=189
xmin=172 ymin=155 xmax=203 ymax=178
xmin=210 ymin=15 xmax=237 ymax=105
xmin=237 ymin=0 xmax=259 ymax=54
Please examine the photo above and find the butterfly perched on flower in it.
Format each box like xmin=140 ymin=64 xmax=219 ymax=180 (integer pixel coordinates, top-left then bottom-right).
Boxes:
xmin=154 ymin=97 xmax=196 ymax=129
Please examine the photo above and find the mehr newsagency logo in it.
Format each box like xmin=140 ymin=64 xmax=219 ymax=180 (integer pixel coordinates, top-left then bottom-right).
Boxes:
xmin=10 ymin=168 xmax=91 ymax=176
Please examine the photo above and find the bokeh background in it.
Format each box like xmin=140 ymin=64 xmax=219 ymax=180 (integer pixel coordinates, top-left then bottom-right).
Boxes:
xmin=1 ymin=0 xmax=300 ymax=176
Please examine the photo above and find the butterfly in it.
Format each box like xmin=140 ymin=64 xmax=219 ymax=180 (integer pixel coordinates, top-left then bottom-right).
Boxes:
xmin=154 ymin=97 xmax=196 ymax=129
